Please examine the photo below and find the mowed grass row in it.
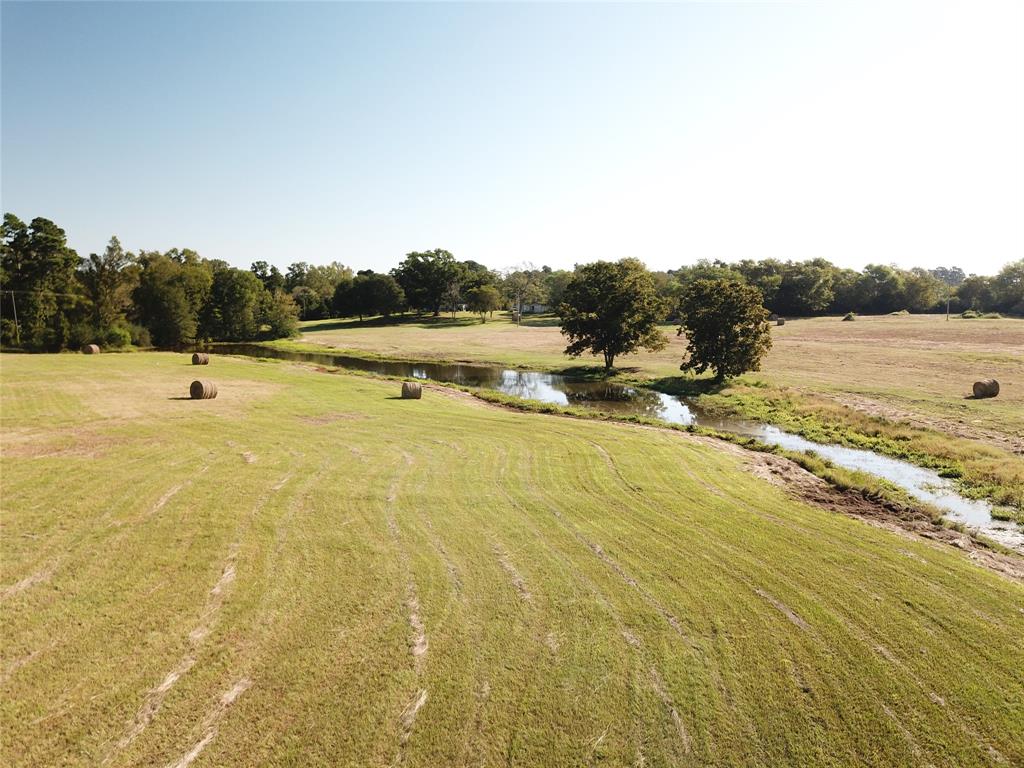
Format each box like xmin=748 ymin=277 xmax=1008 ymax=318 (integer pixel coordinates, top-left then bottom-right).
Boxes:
xmin=1 ymin=353 xmax=1023 ymax=767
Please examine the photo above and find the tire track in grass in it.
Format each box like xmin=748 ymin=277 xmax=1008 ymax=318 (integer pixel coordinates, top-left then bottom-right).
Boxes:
xmin=103 ymin=469 xmax=293 ymax=762
xmin=529 ymin=487 xmax=699 ymax=649
xmin=163 ymin=677 xmax=252 ymax=768
xmin=0 ymin=566 xmax=55 ymax=601
xmin=0 ymin=643 xmax=53 ymax=687
xmin=586 ymin=439 xmax=641 ymax=494
xmin=385 ymin=449 xmax=430 ymax=757
xmin=843 ymin=616 xmax=1010 ymax=765
xmin=754 ymin=588 xmax=810 ymax=631
xmin=157 ymin=455 xmax=332 ymax=768
xmin=493 ymin=479 xmax=698 ymax=762
xmin=492 ymin=541 xmax=531 ymax=603
xmin=422 ymin=519 xmax=462 ymax=596
xmin=503 ymin=441 xmax=770 ymax=759
xmin=2 ymin=462 xmax=211 ymax=603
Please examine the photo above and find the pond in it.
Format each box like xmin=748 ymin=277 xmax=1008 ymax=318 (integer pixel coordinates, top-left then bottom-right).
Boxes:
xmin=212 ymin=343 xmax=1024 ymax=551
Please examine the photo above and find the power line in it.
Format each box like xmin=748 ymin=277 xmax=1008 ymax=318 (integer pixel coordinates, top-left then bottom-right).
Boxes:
xmin=0 ymin=288 xmax=86 ymax=298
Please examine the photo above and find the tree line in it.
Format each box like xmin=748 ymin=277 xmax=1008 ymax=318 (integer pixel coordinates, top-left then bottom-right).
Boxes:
xmin=1 ymin=215 xmax=299 ymax=351
xmin=672 ymin=259 xmax=1023 ymax=318
xmin=2 ymin=211 xmax=1021 ymax=353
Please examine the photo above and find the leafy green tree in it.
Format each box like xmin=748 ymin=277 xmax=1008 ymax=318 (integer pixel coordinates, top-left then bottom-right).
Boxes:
xmin=364 ymin=272 xmax=405 ymax=317
xmin=674 ymin=259 xmax=745 ymax=287
xmin=459 ymin=260 xmax=496 ymax=291
xmin=828 ymin=268 xmax=863 ymax=313
xmin=251 ymin=261 xmax=285 ymax=293
xmin=259 ymin=289 xmax=300 ymax=338
xmin=902 ymin=268 xmax=943 ymax=313
xmin=134 ymin=253 xmax=210 ymax=347
xmin=774 ymin=259 xmax=834 ymax=316
xmin=201 ymin=268 xmax=265 ymax=340
xmin=677 ymin=278 xmax=772 ymax=379
xmin=930 ymin=266 xmax=966 ymax=287
xmin=991 ymin=260 xmax=1023 ymax=315
xmin=285 ymin=261 xmax=352 ymax=319
xmin=333 ymin=272 xmax=405 ymax=321
xmin=501 ymin=267 xmax=546 ymax=322
xmin=734 ymin=259 xmax=784 ymax=307
xmin=857 ymin=264 xmax=906 ymax=314
xmin=956 ymin=274 xmax=993 ymax=311
xmin=81 ymin=236 xmax=138 ymax=337
xmin=392 ymin=249 xmax=459 ymax=315
xmin=465 ymin=284 xmax=502 ymax=322
xmin=331 ymin=276 xmax=356 ymax=318
xmin=543 ymin=269 xmax=574 ymax=310
xmin=1 ymin=214 xmax=83 ymax=350
xmin=559 ymin=258 xmax=668 ymax=369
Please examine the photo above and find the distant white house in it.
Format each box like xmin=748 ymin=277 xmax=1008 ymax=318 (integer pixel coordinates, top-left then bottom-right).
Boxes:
xmin=520 ymin=303 xmax=550 ymax=314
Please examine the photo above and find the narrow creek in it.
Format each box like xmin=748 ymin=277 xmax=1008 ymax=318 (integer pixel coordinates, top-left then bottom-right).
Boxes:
xmin=214 ymin=343 xmax=1024 ymax=551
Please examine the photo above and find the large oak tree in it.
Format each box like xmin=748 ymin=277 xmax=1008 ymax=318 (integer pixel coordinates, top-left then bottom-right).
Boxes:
xmin=558 ymin=258 xmax=667 ymax=370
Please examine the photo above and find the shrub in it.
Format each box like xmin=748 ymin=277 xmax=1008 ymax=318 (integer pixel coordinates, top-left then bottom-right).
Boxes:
xmin=68 ymin=322 xmax=97 ymax=349
xmin=129 ymin=323 xmax=152 ymax=348
xmin=961 ymin=310 xmax=980 ymax=319
xmin=101 ymin=325 xmax=132 ymax=348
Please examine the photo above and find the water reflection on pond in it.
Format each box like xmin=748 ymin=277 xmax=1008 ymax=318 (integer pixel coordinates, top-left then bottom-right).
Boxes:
xmin=213 ymin=343 xmax=1023 ymax=550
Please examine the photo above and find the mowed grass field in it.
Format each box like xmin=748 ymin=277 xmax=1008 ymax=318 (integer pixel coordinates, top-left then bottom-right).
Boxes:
xmin=290 ymin=313 xmax=1024 ymax=448
xmin=2 ymin=353 xmax=1024 ymax=767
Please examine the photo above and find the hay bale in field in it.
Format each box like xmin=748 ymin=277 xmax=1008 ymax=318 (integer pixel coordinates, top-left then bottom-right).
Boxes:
xmin=401 ymin=381 xmax=422 ymax=400
xmin=190 ymin=380 xmax=218 ymax=400
xmin=972 ymin=379 xmax=999 ymax=399
xmin=842 ymin=312 xmax=856 ymax=321
xmin=776 ymin=318 xmax=785 ymax=326
xmin=82 ymin=344 xmax=100 ymax=354
xmin=191 ymin=352 xmax=210 ymax=365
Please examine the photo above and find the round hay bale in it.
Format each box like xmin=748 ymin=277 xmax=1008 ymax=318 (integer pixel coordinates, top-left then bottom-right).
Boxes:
xmin=776 ymin=318 xmax=785 ymax=326
xmin=189 ymin=380 xmax=218 ymax=400
xmin=973 ymin=379 xmax=999 ymax=399
xmin=401 ymin=381 xmax=422 ymax=400
xmin=191 ymin=352 xmax=210 ymax=365
xmin=82 ymin=344 xmax=100 ymax=354
xmin=842 ymin=312 xmax=856 ymax=321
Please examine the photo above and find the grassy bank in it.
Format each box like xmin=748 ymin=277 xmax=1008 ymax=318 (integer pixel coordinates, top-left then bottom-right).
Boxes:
xmin=3 ymin=352 xmax=1023 ymax=766
xmin=287 ymin=313 xmax=1024 ymax=446
xmin=272 ymin=312 xmax=1024 ymax=517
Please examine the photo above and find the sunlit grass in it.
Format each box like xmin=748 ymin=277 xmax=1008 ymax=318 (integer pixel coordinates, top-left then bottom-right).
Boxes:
xmin=2 ymin=352 xmax=1023 ymax=766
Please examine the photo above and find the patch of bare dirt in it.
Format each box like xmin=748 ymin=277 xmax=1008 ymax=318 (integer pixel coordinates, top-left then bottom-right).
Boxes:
xmin=297 ymin=412 xmax=365 ymax=425
xmin=0 ymin=428 xmax=132 ymax=460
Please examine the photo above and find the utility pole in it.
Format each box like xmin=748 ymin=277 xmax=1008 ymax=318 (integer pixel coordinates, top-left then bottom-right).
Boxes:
xmin=9 ymin=290 xmax=20 ymax=345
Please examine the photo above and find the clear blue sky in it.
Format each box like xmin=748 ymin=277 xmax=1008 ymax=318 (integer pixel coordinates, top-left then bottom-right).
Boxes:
xmin=3 ymin=1 xmax=1022 ymax=275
